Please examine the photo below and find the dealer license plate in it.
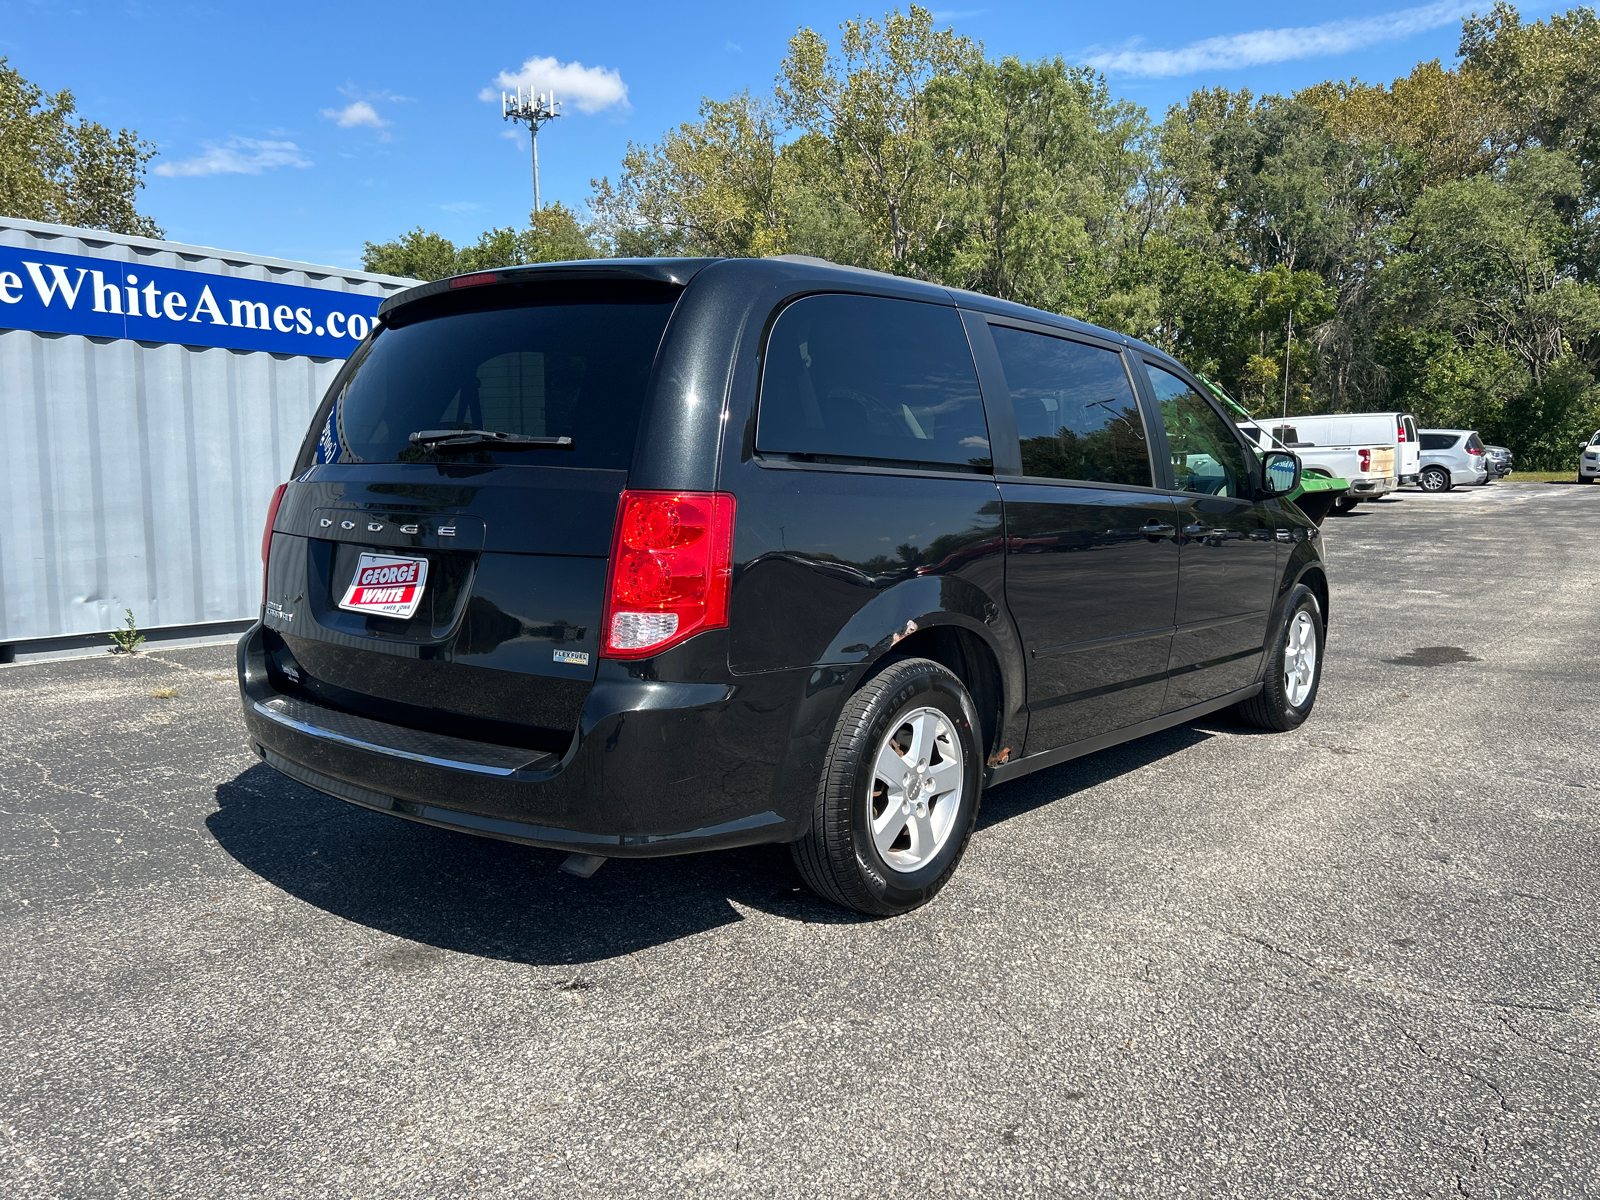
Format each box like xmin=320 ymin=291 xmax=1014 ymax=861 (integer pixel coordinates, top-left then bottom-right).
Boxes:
xmin=339 ymin=553 xmax=429 ymax=619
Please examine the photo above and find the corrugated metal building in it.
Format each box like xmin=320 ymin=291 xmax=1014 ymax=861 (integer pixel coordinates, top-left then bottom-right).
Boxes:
xmin=0 ymin=217 xmax=414 ymax=659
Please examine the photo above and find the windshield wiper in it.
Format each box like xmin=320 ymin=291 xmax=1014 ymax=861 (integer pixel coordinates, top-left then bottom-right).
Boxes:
xmin=409 ymin=429 xmax=573 ymax=451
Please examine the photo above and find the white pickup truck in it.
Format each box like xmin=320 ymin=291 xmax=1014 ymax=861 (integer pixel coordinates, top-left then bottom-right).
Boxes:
xmin=1236 ymin=420 xmax=1398 ymax=512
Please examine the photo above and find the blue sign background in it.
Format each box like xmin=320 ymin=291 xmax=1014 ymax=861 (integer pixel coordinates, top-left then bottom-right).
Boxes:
xmin=0 ymin=244 xmax=389 ymax=358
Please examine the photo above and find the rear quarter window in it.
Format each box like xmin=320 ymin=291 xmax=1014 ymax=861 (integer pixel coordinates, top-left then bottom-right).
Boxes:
xmin=1420 ymin=433 xmax=1458 ymax=450
xmin=756 ymin=294 xmax=991 ymax=471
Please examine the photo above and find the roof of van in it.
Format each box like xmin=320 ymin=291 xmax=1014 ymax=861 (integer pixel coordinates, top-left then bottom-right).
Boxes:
xmin=376 ymin=255 xmax=1185 ymax=371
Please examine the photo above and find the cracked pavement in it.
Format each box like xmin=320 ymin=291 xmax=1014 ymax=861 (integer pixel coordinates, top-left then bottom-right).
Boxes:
xmin=2 ymin=480 xmax=1597 ymax=1198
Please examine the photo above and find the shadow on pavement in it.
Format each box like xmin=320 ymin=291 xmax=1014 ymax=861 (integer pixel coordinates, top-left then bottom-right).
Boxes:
xmin=211 ymin=717 xmax=1234 ymax=963
xmin=208 ymin=763 xmax=860 ymax=967
xmin=977 ymin=723 xmax=1215 ymax=831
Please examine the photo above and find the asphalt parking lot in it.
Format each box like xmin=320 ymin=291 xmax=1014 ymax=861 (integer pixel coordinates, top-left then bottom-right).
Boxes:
xmin=3 ymin=481 xmax=1598 ymax=1199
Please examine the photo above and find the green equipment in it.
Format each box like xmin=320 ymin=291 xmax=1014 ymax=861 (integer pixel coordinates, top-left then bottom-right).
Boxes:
xmin=1198 ymin=377 xmax=1350 ymax=526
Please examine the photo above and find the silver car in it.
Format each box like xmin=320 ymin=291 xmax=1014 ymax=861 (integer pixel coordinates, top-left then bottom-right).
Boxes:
xmin=1483 ymin=444 xmax=1513 ymax=481
xmin=1417 ymin=429 xmax=1490 ymax=491
xmin=1580 ymin=430 xmax=1600 ymax=484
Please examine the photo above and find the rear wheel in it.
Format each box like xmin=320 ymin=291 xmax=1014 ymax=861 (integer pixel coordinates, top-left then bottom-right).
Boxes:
xmin=792 ymin=657 xmax=983 ymax=917
xmin=1332 ymin=496 xmax=1359 ymax=513
xmin=1236 ymin=587 xmax=1324 ymax=732
xmin=1419 ymin=466 xmax=1451 ymax=492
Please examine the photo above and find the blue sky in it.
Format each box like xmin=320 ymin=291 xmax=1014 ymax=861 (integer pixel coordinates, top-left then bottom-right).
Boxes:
xmin=0 ymin=1 xmax=1559 ymax=268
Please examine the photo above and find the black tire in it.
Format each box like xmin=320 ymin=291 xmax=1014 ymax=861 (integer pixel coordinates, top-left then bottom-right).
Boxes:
xmin=1419 ymin=466 xmax=1451 ymax=493
xmin=1332 ymin=496 xmax=1359 ymax=513
xmin=791 ymin=657 xmax=983 ymax=917
xmin=1236 ymin=586 xmax=1325 ymax=732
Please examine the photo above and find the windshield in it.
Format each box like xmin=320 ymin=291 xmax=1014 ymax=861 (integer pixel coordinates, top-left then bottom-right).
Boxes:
xmin=318 ymin=289 xmax=679 ymax=469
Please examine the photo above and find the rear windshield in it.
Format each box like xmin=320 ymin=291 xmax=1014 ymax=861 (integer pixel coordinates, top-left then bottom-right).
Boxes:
xmin=313 ymin=289 xmax=679 ymax=469
xmin=1466 ymin=433 xmax=1484 ymax=451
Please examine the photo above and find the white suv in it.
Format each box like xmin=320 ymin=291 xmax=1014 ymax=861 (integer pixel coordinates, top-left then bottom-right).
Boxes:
xmin=1580 ymin=430 xmax=1600 ymax=483
xmin=1418 ymin=429 xmax=1490 ymax=491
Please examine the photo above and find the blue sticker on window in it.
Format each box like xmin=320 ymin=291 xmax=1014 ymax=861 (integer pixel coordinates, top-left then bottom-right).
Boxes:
xmin=315 ymin=406 xmax=342 ymax=464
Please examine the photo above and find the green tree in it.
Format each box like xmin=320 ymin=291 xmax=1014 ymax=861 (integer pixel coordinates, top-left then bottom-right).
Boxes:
xmin=590 ymin=93 xmax=789 ymax=257
xmin=0 ymin=58 xmax=160 ymax=236
xmin=363 ymin=205 xmax=601 ymax=280
xmin=921 ymin=57 xmax=1150 ymax=315
xmin=361 ymin=227 xmax=462 ymax=280
xmin=777 ymin=5 xmax=982 ymax=270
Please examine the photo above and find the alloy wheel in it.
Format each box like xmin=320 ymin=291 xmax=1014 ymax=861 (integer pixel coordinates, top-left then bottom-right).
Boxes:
xmin=868 ymin=707 xmax=964 ymax=873
xmin=1284 ymin=611 xmax=1318 ymax=708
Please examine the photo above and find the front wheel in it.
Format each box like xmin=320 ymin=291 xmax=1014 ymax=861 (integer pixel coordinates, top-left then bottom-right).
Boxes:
xmin=1419 ymin=466 xmax=1451 ymax=492
xmin=1236 ymin=587 xmax=1324 ymax=732
xmin=792 ymin=657 xmax=983 ymax=916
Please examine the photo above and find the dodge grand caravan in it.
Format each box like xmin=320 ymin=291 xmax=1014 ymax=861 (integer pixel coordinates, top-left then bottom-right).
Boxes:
xmin=239 ymin=256 xmax=1329 ymax=916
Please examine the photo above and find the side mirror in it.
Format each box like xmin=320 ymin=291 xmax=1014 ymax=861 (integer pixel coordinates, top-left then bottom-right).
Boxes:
xmin=1261 ymin=450 xmax=1301 ymax=497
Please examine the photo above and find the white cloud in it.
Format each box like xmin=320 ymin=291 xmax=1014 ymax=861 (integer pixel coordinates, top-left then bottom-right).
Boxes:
xmin=153 ymin=137 xmax=312 ymax=178
xmin=932 ymin=8 xmax=988 ymax=19
xmin=1084 ymin=1 xmax=1472 ymax=77
xmin=480 ymin=55 xmax=629 ymax=115
xmin=725 ymin=41 xmax=743 ymax=53
xmin=322 ymin=100 xmax=389 ymax=129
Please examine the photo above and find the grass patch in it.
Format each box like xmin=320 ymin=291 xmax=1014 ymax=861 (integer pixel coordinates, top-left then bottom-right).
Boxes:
xmin=149 ymin=687 xmax=179 ymax=699
xmin=1504 ymin=470 xmax=1591 ymax=483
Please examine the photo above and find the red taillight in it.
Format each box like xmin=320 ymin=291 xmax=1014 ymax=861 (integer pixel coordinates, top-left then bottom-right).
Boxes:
xmin=1358 ymin=448 xmax=1371 ymax=472
xmin=1397 ymin=421 xmax=1407 ymax=443
xmin=1467 ymin=445 xmax=1484 ymax=455
xmin=261 ymin=482 xmax=287 ymax=601
xmin=602 ymin=490 xmax=736 ymax=659
xmin=448 ymin=272 xmax=498 ymax=289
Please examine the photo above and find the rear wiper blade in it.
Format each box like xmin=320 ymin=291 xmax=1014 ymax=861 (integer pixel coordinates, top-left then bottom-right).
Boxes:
xmin=409 ymin=429 xmax=573 ymax=450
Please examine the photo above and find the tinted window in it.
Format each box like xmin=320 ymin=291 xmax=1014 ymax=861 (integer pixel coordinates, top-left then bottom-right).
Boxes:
xmin=1465 ymin=433 xmax=1484 ymax=451
xmin=758 ymin=294 xmax=990 ymax=469
xmin=1145 ymin=363 xmax=1250 ymax=498
xmin=1403 ymin=416 xmax=1418 ymax=442
xmin=324 ymin=292 xmax=678 ymax=469
xmin=1420 ymin=433 xmax=1458 ymax=450
xmin=990 ymin=326 xmax=1151 ymax=487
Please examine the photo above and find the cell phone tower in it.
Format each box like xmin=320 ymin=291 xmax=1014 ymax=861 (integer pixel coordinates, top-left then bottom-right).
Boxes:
xmin=502 ymin=87 xmax=562 ymax=213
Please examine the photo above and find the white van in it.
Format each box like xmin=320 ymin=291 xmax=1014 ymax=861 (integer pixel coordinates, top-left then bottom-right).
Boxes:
xmin=1287 ymin=412 xmax=1421 ymax=485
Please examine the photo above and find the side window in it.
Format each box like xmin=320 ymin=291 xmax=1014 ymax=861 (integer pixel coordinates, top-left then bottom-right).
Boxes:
xmin=757 ymin=294 xmax=991 ymax=470
xmin=1420 ymin=433 xmax=1453 ymax=450
xmin=989 ymin=325 xmax=1152 ymax=487
xmin=1144 ymin=363 xmax=1250 ymax=498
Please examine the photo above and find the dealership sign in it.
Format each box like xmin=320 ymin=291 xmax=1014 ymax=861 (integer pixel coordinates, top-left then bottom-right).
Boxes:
xmin=0 ymin=244 xmax=386 ymax=358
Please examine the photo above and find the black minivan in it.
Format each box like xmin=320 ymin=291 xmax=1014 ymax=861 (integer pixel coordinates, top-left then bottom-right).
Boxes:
xmin=240 ymin=256 xmax=1327 ymax=915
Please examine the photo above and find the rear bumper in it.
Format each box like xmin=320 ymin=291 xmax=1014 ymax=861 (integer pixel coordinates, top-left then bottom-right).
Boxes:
xmin=237 ymin=623 xmax=812 ymax=857
xmin=1348 ymin=476 xmax=1396 ymax=496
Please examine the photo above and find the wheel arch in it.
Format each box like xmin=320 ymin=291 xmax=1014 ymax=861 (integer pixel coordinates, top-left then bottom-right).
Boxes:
xmin=1296 ymin=564 xmax=1330 ymax=634
xmin=872 ymin=622 xmax=1009 ymax=766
